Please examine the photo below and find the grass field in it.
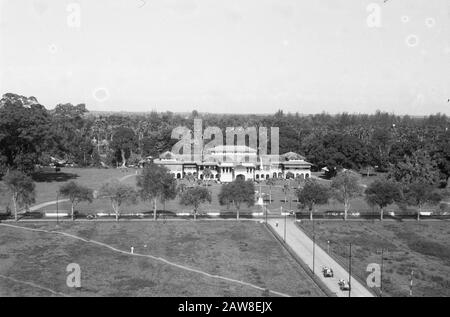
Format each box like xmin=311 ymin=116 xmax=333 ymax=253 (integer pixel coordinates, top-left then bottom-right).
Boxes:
xmin=0 ymin=168 xmax=388 ymax=213
xmin=0 ymin=168 xmax=133 ymax=208
xmin=0 ymin=221 xmax=324 ymax=297
xmin=1 ymin=168 xmax=439 ymax=217
xmin=297 ymin=220 xmax=450 ymax=297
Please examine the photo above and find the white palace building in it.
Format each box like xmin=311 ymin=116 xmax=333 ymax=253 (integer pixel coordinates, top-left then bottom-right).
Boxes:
xmin=152 ymin=145 xmax=312 ymax=183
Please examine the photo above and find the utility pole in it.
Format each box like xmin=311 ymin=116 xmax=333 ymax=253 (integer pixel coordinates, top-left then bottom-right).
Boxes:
xmin=283 ymin=206 xmax=286 ymax=242
xmin=261 ymin=182 xmax=267 ymax=224
xmin=380 ymin=249 xmax=384 ymax=297
xmin=312 ymin=216 xmax=315 ymax=275
xmin=349 ymin=243 xmax=352 ymax=298
xmin=410 ymin=270 xmax=414 ymax=297
xmin=289 ymin=179 xmax=292 ymax=212
xmin=56 ymin=192 xmax=59 ymax=225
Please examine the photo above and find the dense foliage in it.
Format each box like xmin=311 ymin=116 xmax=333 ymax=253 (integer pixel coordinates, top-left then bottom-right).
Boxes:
xmin=219 ymin=178 xmax=255 ymax=219
xmin=179 ymin=186 xmax=212 ymax=220
xmin=136 ymin=163 xmax=177 ymax=219
xmin=1 ymin=93 xmax=449 ymax=187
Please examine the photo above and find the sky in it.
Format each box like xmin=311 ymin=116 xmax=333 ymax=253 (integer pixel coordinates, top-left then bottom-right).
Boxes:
xmin=0 ymin=0 xmax=449 ymax=115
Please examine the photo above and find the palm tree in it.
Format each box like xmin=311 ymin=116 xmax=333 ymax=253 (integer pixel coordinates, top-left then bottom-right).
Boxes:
xmin=266 ymin=178 xmax=276 ymax=204
xmin=282 ymin=183 xmax=290 ymax=203
xmin=202 ymin=167 xmax=213 ymax=186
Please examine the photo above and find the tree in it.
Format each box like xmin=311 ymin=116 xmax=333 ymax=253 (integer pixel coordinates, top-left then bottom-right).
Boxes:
xmin=136 ymin=163 xmax=177 ymax=220
xmin=184 ymin=173 xmax=196 ymax=185
xmin=218 ymin=183 xmax=233 ymax=210
xmin=3 ymin=170 xmax=36 ymax=221
xmin=430 ymin=131 xmax=450 ymax=187
xmin=69 ymin=134 xmax=96 ymax=167
xmin=51 ymin=103 xmax=92 ymax=166
xmin=0 ymin=93 xmax=54 ymax=173
xmin=388 ymin=150 xmax=440 ymax=186
xmin=403 ymin=182 xmax=442 ymax=221
xmin=53 ymin=103 xmax=88 ymax=121
xmin=99 ymin=180 xmax=137 ymax=221
xmin=365 ymin=179 xmax=402 ymax=220
xmin=330 ymin=170 xmax=364 ymax=220
xmin=371 ymin=128 xmax=393 ymax=169
xmin=218 ymin=179 xmax=255 ymax=220
xmin=296 ymin=179 xmax=330 ymax=220
xmin=92 ymin=117 xmax=107 ymax=155
xmin=110 ymin=127 xmax=138 ymax=167
xmin=59 ymin=181 xmax=93 ymax=220
xmin=177 ymin=183 xmax=187 ymax=194
xmin=303 ymin=133 xmax=371 ymax=177
xmin=266 ymin=178 xmax=276 ymax=203
xmin=282 ymin=183 xmax=290 ymax=203
xmin=179 ymin=187 xmax=212 ymax=220
xmin=141 ymin=126 xmax=174 ymax=158
xmin=202 ymin=167 xmax=213 ymax=185
xmin=160 ymin=173 xmax=178 ymax=212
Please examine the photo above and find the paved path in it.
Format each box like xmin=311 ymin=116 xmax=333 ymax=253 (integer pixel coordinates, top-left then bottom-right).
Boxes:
xmin=0 ymin=223 xmax=290 ymax=297
xmin=267 ymin=218 xmax=374 ymax=297
xmin=19 ymin=172 xmax=137 ymax=214
xmin=17 ymin=199 xmax=70 ymax=214
xmin=118 ymin=172 xmax=138 ymax=182
xmin=27 ymin=199 xmax=70 ymax=212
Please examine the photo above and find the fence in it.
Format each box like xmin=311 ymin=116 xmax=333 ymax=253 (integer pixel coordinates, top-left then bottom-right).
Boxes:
xmin=296 ymin=221 xmax=381 ymax=297
xmin=295 ymin=211 xmax=450 ymax=221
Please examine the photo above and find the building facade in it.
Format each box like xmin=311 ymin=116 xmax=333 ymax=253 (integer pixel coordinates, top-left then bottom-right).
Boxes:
xmin=152 ymin=145 xmax=312 ymax=182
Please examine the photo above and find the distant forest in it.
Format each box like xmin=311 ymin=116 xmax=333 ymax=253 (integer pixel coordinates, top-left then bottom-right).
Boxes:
xmin=1 ymin=93 xmax=449 ymax=187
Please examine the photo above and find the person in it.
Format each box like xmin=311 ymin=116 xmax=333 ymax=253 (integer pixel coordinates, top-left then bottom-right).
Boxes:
xmin=275 ymin=221 xmax=279 ymax=227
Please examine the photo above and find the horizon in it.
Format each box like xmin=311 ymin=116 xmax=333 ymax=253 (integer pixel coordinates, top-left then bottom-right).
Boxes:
xmin=83 ymin=109 xmax=447 ymax=118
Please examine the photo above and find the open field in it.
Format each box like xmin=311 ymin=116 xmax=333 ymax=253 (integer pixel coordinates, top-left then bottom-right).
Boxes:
xmin=0 ymin=168 xmax=133 ymax=208
xmin=0 ymin=168 xmax=444 ymax=218
xmin=0 ymin=221 xmax=324 ymax=297
xmin=297 ymin=220 xmax=450 ymax=297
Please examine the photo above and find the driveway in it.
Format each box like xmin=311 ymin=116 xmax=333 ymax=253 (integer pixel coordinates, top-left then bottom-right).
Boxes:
xmin=268 ymin=218 xmax=374 ymax=297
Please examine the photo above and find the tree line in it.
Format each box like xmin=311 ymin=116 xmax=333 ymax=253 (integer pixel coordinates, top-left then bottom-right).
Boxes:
xmin=0 ymin=163 xmax=254 ymax=221
xmin=299 ymin=170 xmax=444 ymax=221
xmin=1 ymin=92 xmax=449 ymax=189
xmin=1 ymin=164 xmax=446 ymax=222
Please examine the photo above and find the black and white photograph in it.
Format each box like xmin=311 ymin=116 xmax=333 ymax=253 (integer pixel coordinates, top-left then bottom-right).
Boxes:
xmin=0 ymin=0 xmax=449 ymax=304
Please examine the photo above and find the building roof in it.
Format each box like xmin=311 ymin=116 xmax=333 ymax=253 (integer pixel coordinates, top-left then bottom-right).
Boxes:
xmin=207 ymin=145 xmax=257 ymax=153
xmin=153 ymin=159 xmax=182 ymax=165
xmin=183 ymin=162 xmax=198 ymax=166
xmin=219 ymin=162 xmax=235 ymax=167
xmin=281 ymin=160 xmax=312 ymax=166
xmin=281 ymin=152 xmax=306 ymax=161
xmin=239 ymin=162 xmax=256 ymax=167
xmin=159 ymin=151 xmax=177 ymax=160
xmin=199 ymin=162 xmax=218 ymax=166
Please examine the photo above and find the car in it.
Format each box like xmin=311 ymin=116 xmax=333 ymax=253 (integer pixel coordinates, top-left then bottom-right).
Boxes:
xmin=322 ymin=267 xmax=334 ymax=278
xmin=338 ymin=279 xmax=351 ymax=291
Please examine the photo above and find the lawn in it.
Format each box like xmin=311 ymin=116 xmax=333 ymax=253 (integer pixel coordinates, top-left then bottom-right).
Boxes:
xmin=43 ymin=171 xmax=392 ymax=217
xmin=0 ymin=168 xmax=135 ymax=208
xmin=0 ymin=221 xmax=324 ymax=297
xmin=1 ymin=168 xmax=441 ymax=218
xmin=1 ymin=167 xmax=318 ymax=216
xmin=297 ymin=220 xmax=450 ymax=297
xmin=0 ymin=168 xmax=136 ymax=212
